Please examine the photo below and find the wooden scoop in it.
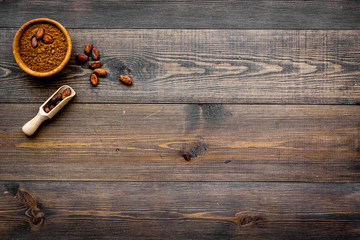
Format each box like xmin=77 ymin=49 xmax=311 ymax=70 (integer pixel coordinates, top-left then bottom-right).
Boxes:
xmin=22 ymin=85 xmax=76 ymax=136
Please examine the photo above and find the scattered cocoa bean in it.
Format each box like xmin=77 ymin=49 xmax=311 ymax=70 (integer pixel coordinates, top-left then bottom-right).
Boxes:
xmin=44 ymin=107 xmax=50 ymax=113
xmin=35 ymin=28 xmax=44 ymax=40
xmin=90 ymin=73 xmax=98 ymax=86
xmin=76 ymin=44 xmax=109 ymax=87
xmin=76 ymin=53 xmax=89 ymax=62
xmin=49 ymin=105 xmax=55 ymax=110
xmin=31 ymin=36 xmax=38 ymax=48
xmin=62 ymin=88 xmax=71 ymax=99
xmin=42 ymin=34 xmax=54 ymax=44
xmin=92 ymin=47 xmax=100 ymax=60
xmin=93 ymin=68 xmax=107 ymax=77
xmin=119 ymin=75 xmax=132 ymax=85
xmin=89 ymin=61 xmax=102 ymax=69
xmin=84 ymin=43 xmax=93 ymax=55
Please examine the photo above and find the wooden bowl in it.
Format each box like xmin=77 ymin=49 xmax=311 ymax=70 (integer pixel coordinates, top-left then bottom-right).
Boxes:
xmin=13 ymin=18 xmax=72 ymax=77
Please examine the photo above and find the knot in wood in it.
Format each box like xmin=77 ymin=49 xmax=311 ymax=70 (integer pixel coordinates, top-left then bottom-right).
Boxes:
xmin=235 ymin=213 xmax=264 ymax=226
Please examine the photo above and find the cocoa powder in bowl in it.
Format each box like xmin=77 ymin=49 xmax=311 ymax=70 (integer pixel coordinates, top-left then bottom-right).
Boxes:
xmin=18 ymin=22 xmax=68 ymax=72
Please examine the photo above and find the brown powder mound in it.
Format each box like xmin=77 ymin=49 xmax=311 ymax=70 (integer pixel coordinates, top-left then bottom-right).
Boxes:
xmin=19 ymin=22 xmax=68 ymax=72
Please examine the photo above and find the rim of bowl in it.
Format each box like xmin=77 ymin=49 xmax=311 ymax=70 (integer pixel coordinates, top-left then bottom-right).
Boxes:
xmin=13 ymin=18 xmax=72 ymax=77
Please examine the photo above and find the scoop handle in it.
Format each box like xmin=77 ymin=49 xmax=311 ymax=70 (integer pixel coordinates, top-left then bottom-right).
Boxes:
xmin=22 ymin=112 xmax=48 ymax=136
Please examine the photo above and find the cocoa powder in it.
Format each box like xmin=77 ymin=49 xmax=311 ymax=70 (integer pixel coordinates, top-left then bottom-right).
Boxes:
xmin=19 ymin=22 xmax=68 ymax=72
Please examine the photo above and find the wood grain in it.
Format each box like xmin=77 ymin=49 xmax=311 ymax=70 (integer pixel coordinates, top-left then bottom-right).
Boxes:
xmin=0 ymin=0 xmax=360 ymax=29
xmin=1 ymin=1 xmax=359 ymax=239
xmin=1 ymin=29 xmax=359 ymax=104
xmin=1 ymin=103 xmax=358 ymax=181
xmin=0 ymin=182 xmax=359 ymax=239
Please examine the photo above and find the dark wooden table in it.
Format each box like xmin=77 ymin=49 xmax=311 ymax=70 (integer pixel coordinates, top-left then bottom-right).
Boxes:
xmin=0 ymin=1 xmax=359 ymax=239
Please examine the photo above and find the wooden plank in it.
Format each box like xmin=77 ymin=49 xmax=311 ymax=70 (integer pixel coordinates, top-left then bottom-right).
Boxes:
xmin=1 ymin=29 xmax=360 ymax=104
xmin=0 ymin=181 xmax=359 ymax=239
xmin=0 ymin=103 xmax=358 ymax=182
xmin=0 ymin=0 xmax=360 ymax=29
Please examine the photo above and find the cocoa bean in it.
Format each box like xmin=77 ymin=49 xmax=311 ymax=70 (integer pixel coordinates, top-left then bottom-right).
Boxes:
xmin=76 ymin=54 xmax=89 ymax=62
xmin=93 ymin=68 xmax=107 ymax=77
xmin=92 ymin=47 xmax=100 ymax=60
xmin=62 ymin=88 xmax=71 ymax=99
xmin=31 ymin=36 xmax=38 ymax=48
xmin=89 ymin=61 xmax=102 ymax=69
xmin=84 ymin=43 xmax=93 ymax=55
xmin=35 ymin=28 xmax=44 ymax=40
xmin=90 ymin=73 xmax=98 ymax=86
xmin=42 ymin=34 xmax=54 ymax=44
xmin=119 ymin=75 xmax=133 ymax=85
xmin=50 ymin=93 xmax=62 ymax=105
xmin=44 ymin=107 xmax=50 ymax=113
